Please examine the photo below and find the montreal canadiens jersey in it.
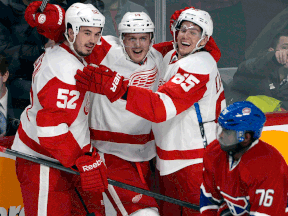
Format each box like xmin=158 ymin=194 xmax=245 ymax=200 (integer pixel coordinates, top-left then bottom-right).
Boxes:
xmin=126 ymin=50 xmax=226 ymax=175
xmin=200 ymin=139 xmax=288 ymax=215
xmin=86 ymin=36 xmax=166 ymax=162
xmin=12 ymin=44 xmax=91 ymax=167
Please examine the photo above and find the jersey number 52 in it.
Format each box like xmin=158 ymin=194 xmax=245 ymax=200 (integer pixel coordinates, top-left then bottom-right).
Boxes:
xmin=57 ymin=88 xmax=80 ymax=109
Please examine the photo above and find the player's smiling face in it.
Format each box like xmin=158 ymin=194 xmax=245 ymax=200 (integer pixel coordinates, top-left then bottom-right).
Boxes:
xmin=72 ymin=26 xmax=102 ymax=57
xmin=123 ymin=33 xmax=152 ymax=64
xmin=177 ymin=21 xmax=206 ymax=59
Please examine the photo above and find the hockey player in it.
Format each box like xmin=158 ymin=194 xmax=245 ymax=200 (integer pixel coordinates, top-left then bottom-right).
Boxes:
xmin=75 ymin=8 xmax=225 ymax=216
xmin=200 ymin=101 xmax=288 ymax=215
xmin=85 ymin=12 xmax=162 ymax=216
xmin=11 ymin=3 xmax=108 ymax=216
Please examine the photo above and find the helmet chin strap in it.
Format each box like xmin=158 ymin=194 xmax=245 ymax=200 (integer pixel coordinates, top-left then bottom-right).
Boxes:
xmin=64 ymin=33 xmax=86 ymax=62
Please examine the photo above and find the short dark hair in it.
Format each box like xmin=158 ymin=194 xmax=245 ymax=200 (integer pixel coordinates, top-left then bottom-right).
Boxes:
xmin=0 ymin=54 xmax=8 ymax=76
xmin=270 ymin=29 xmax=288 ymax=49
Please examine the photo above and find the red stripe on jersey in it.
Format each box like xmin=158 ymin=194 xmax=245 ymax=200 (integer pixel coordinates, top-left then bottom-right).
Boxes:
xmin=18 ymin=123 xmax=54 ymax=158
xmin=153 ymin=41 xmax=174 ymax=57
xmin=265 ymin=112 xmax=288 ymax=126
xmin=18 ymin=122 xmax=92 ymax=166
xmin=38 ymin=131 xmax=84 ymax=167
xmin=59 ymin=43 xmax=80 ymax=60
xmin=90 ymin=129 xmax=154 ymax=145
xmin=215 ymin=91 xmax=225 ymax=123
xmin=85 ymin=37 xmax=112 ymax=65
xmin=127 ymin=86 xmax=167 ymax=123
xmin=156 ymin=145 xmax=204 ymax=160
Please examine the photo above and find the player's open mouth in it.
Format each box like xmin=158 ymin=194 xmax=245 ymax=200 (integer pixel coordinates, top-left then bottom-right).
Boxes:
xmin=133 ymin=50 xmax=143 ymax=54
xmin=181 ymin=42 xmax=191 ymax=47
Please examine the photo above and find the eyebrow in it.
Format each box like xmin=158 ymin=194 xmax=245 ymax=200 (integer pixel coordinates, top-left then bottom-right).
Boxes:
xmin=83 ymin=29 xmax=101 ymax=34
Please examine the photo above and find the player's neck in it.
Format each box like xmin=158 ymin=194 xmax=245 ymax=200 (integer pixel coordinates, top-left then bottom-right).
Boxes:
xmin=63 ymin=41 xmax=84 ymax=61
xmin=233 ymin=152 xmax=244 ymax=161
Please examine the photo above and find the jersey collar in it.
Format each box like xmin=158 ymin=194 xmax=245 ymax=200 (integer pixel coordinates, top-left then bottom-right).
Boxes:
xmin=228 ymin=139 xmax=259 ymax=171
xmin=169 ymin=51 xmax=178 ymax=64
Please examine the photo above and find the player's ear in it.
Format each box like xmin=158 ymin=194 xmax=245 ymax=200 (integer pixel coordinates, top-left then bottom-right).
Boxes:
xmin=67 ymin=28 xmax=75 ymax=42
xmin=242 ymin=132 xmax=252 ymax=147
xmin=200 ymin=36 xmax=209 ymax=46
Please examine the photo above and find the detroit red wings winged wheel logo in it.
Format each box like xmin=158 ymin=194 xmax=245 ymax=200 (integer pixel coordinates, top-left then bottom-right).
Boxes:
xmin=128 ymin=66 xmax=158 ymax=89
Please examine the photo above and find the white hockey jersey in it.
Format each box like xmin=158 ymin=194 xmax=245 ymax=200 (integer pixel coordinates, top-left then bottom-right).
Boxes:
xmin=12 ymin=44 xmax=91 ymax=167
xmin=126 ymin=50 xmax=226 ymax=175
xmin=87 ymin=36 xmax=166 ymax=162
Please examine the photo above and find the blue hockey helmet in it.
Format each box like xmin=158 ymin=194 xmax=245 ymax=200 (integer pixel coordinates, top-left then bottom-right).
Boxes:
xmin=217 ymin=101 xmax=266 ymax=147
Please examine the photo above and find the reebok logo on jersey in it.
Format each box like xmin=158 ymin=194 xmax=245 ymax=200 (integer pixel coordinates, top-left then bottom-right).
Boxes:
xmin=110 ymin=73 xmax=121 ymax=92
xmin=82 ymin=160 xmax=102 ymax=171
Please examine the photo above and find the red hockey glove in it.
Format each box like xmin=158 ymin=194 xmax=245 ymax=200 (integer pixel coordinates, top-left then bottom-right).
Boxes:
xmin=169 ymin=6 xmax=195 ymax=36
xmin=25 ymin=1 xmax=65 ymax=43
xmin=75 ymin=65 xmax=129 ymax=103
xmin=75 ymin=150 xmax=108 ymax=193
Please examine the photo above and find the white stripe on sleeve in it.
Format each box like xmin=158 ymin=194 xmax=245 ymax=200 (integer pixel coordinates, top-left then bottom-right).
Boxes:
xmin=37 ymin=123 xmax=68 ymax=138
xmin=156 ymin=92 xmax=177 ymax=121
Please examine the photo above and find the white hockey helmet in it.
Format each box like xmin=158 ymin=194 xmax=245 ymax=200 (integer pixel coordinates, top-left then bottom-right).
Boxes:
xmin=118 ymin=12 xmax=155 ymax=63
xmin=172 ymin=8 xmax=213 ymax=54
xmin=64 ymin=3 xmax=105 ymax=44
xmin=118 ymin=12 xmax=154 ymax=35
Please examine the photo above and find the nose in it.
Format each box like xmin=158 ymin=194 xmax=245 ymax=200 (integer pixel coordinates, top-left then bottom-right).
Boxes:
xmin=90 ymin=35 xmax=99 ymax=45
xmin=133 ymin=39 xmax=141 ymax=48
